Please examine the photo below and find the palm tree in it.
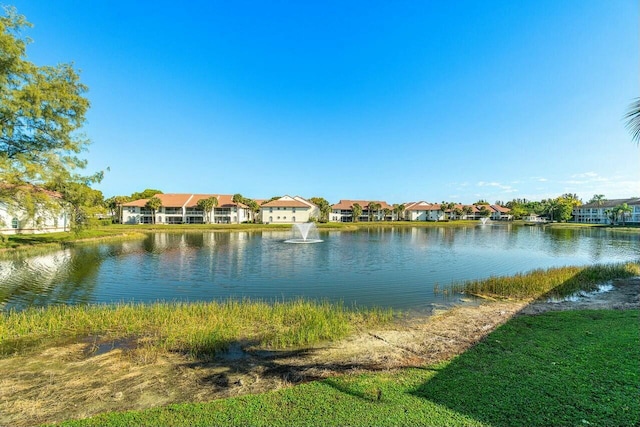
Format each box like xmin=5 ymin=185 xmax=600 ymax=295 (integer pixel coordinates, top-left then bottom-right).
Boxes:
xmin=105 ymin=195 xmax=130 ymax=223
xmin=145 ymin=196 xmax=162 ymax=224
xmin=197 ymin=196 xmax=218 ymax=224
xmin=542 ymin=198 xmax=561 ymax=222
xmin=616 ymin=203 xmax=632 ymax=226
xmin=452 ymin=207 xmax=463 ymax=220
xmin=368 ymin=202 xmax=381 ymax=221
xmin=393 ymin=203 xmax=406 ymax=221
xmin=232 ymin=193 xmax=243 ymax=224
xmin=367 ymin=202 xmax=376 ymax=222
xmin=440 ymin=202 xmax=455 ymax=220
xmin=352 ymin=203 xmax=362 ymax=223
xmin=478 ymin=206 xmax=491 ymax=219
xmin=439 ymin=202 xmax=447 ymax=221
xmin=589 ymin=194 xmax=606 ymax=206
xmin=310 ymin=197 xmax=331 ymax=223
xmin=382 ymin=208 xmax=391 ymax=221
xmin=463 ymin=205 xmax=474 ymax=219
xmin=624 ymin=97 xmax=640 ymax=145
xmin=245 ymin=199 xmax=261 ymax=223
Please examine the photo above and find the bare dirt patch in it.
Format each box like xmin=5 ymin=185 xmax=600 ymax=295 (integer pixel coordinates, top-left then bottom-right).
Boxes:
xmin=1 ymin=277 xmax=637 ymax=426
xmin=519 ymin=276 xmax=640 ymax=314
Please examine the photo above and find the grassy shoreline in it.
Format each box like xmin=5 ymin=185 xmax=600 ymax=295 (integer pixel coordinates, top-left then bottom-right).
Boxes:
xmin=446 ymin=262 xmax=640 ymax=299
xmin=0 ymin=229 xmax=146 ymax=256
xmin=0 ymin=299 xmax=394 ymax=357
xmin=3 ymin=263 xmax=635 ymax=357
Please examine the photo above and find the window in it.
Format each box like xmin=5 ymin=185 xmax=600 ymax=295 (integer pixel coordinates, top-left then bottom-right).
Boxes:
xmin=269 ymin=208 xmax=273 ymax=213
xmin=11 ymin=217 xmax=19 ymax=228
xmin=292 ymin=216 xmax=296 ymax=222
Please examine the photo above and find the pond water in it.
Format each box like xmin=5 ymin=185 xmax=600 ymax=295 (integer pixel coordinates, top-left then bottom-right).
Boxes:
xmin=1 ymin=225 xmax=638 ymax=311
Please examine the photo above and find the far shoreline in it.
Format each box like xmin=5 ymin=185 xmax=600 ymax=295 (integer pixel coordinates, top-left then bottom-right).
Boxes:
xmin=1 ymin=220 xmax=638 ymax=256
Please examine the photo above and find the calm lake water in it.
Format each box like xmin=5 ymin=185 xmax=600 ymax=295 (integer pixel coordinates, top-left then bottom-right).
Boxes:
xmin=1 ymin=225 xmax=638 ymax=311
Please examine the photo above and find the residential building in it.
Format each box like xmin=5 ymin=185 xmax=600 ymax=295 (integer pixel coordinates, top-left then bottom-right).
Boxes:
xmin=121 ymin=194 xmax=252 ymax=224
xmin=0 ymin=188 xmax=69 ymax=234
xmin=330 ymin=200 xmax=394 ymax=222
xmin=260 ymin=196 xmax=319 ymax=224
xmin=403 ymin=202 xmax=511 ymax=221
xmin=572 ymin=198 xmax=640 ymax=224
xmin=489 ymin=205 xmax=513 ymax=221
xmin=523 ymin=214 xmax=546 ymax=223
xmin=404 ymin=202 xmax=444 ymax=221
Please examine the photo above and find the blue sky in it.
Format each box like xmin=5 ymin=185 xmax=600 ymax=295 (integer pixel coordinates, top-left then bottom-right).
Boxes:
xmin=7 ymin=0 xmax=639 ymax=204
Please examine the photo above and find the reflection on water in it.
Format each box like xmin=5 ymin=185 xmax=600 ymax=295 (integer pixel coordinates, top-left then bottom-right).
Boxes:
xmin=0 ymin=225 xmax=638 ymax=311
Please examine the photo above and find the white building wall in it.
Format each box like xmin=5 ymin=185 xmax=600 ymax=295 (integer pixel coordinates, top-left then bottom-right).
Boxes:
xmin=121 ymin=206 xmax=142 ymax=224
xmin=407 ymin=210 xmax=428 ymax=221
xmin=0 ymin=201 xmax=68 ymax=234
xmin=261 ymin=207 xmax=312 ymax=223
xmin=573 ymin=204 xmax=640 ymax=224
xmin=426 ymin=210 xmax=444 ymax=221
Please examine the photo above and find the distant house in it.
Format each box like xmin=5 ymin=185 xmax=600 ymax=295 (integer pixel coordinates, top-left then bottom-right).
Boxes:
xmin=0 ymin=188 xmax=69 ymax=235
xmin=488 ymin=205 xmax=513 ymax=221
xmin=121 ymin=194 xmax=252 ymax=224
xmin=523 ymin=214 xmax=546 ymax=223
xmin=402 ymin=202 xmax=511 ymax=221
xmin=330 ymin=200 xmax=394 ymax=222
xmin=404 ymin=201 xmax=444 ymax=221
xmin=260 ymin=196 xmax=319 ymax=224
xmin=572 ymin=198 xmax=640 ymax=224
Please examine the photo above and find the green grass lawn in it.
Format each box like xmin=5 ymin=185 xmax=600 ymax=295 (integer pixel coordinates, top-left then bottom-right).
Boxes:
xmin=55 ymin=309 xmax=640 ymax=427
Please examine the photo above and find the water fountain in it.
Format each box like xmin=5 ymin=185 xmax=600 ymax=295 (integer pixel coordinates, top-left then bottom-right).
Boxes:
xmin=284 ymin=222 xmax=323 ymax=243
xmin=480 ymin=217 xmax=490 ymax=225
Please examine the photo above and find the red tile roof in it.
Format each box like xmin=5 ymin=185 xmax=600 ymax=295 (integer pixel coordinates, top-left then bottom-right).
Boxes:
xmin=490 ymin=205 xmax=511 ymax=213
xmin=0 ymin=184 xmax=63 ymax=199
xmin=262 ymin=199 xmax=310 ymax=208
xmin=405 ymin=202 xmax=438 ymax=211
xmin=123 ymin=194 xmax=249 ymax=209
xmin=331 ymin=200 xmax=393 ymax=210
xmin=262 ymin=196 xmax=313 ymax=208
xmin=186 ymin=194 xmax=248 ymax=209
xmin=123 ymin=198 xmax=150 ymax=207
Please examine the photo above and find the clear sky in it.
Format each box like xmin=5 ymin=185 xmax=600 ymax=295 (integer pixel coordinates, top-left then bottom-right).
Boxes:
xmin=7 ymin=0 xmax=639 ymax=204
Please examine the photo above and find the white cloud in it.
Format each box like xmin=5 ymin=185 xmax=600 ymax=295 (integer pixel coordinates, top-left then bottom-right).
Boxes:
xmin=477 ymin=181 xmax=515 ymax=192
xmin=571 ymin=172 xmax=598 ymax=179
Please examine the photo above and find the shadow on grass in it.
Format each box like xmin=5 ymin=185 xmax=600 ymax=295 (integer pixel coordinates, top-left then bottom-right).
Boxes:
xmin=5 ymin=234 xmax=64 ymax=246
xmin=173 ymin=339 xmax=389 ymax=394
xmin=409 ymin=309 xmax=640 ymax=427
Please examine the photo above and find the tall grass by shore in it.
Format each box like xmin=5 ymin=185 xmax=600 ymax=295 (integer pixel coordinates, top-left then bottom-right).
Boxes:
xmin=0 ymin=230 xmax=146 ymax=258
xmin=0 ymin=299 xmax=393 ymax=357
xmin=447 ymin=262 xmax=640 ymax=299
